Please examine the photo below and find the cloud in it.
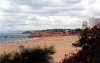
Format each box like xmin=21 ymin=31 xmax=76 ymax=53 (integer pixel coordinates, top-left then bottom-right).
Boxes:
xmin=63 ymin=0 xmax=81 ymax=4
xmin=0 ymin=0 xmax=99 ymax=32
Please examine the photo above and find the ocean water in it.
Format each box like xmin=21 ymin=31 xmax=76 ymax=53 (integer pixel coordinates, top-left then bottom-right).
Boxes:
xmin=0 ymin=33 xmax=34 ymax=42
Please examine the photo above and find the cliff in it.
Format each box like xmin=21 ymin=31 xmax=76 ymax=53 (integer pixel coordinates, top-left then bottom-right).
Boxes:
xmin=28 ymin=31 xmax=66 ymax=38
xmin=28 ymin=29 xmax=82 ymax=38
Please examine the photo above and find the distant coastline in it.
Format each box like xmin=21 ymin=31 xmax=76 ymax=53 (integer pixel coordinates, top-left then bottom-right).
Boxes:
xmin=21 ymin=31 xmax=32 ymax=34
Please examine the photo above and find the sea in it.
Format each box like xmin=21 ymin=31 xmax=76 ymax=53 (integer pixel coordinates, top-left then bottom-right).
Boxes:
xmin=0 ymin=33 xmax=35 ymax=42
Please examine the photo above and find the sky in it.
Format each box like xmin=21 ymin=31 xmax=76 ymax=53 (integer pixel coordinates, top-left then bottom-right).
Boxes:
xmin=0 ymin=0 xmax=100 ymax=32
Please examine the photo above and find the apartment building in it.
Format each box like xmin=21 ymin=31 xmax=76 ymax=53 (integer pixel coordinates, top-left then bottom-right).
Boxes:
xmin=90 ymin=17 xmax=100 ymax=28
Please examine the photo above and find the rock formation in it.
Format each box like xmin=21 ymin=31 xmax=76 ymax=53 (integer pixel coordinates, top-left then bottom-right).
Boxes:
xmin=28 ymin=29 xmax=82 ymax=38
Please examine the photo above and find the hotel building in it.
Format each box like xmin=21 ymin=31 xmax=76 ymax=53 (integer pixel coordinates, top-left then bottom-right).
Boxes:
xmin=90 ymin=17 xmax=100 ymax=28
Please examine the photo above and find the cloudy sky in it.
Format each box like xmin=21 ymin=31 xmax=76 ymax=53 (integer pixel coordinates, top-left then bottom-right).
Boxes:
xmin=0 ymin=0 xmax=99 ymax=32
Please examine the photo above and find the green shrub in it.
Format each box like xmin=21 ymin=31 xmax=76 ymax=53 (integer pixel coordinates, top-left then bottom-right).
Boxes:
xmin=0 ymin=45 xmax=55 ymax=63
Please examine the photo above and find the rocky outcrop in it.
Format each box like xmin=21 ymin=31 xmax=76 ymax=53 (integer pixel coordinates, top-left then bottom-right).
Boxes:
xmin=28 ymin=29 xmax=82 ymax=38
xmin=28 ymin=31 xmax=68 ymax=38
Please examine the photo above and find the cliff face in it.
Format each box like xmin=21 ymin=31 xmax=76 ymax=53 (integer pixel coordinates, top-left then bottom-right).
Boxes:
xmin=28 ymin=31 xmax=69 ymax=38
xmin=28 ymin=29 xmax=82 ymax=38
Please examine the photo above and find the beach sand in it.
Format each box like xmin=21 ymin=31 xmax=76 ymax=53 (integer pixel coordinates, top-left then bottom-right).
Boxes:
xmin=0 ymin=35 xmax=80 ymax=62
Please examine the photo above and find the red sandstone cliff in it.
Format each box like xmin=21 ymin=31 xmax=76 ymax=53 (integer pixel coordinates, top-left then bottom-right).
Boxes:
xmin=28 ymin=29 xmax=82 ymax=38
xmin=28 ymin=31 xmax=70 ymax=37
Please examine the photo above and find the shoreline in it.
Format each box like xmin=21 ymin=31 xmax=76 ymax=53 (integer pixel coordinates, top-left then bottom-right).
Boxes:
xmin=0 ymin=35 xmax=80 ymax=62
xmin=0 ymin=37 xmax=38 ymax=43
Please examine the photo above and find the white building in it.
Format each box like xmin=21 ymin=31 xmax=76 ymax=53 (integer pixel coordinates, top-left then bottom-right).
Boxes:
xmin=90 ymin=17 xmax=100 ymax=28
xmin=82 ymin=21 xmax=88 ymax=29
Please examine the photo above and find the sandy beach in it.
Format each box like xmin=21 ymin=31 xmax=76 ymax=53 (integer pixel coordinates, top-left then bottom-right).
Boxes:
xmin=0 ymin=35 xmax=80 ymax=62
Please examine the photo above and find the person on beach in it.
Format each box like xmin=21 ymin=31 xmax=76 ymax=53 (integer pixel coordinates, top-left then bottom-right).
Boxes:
xmin=19 ymin=44 xmax=24 ymax=48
